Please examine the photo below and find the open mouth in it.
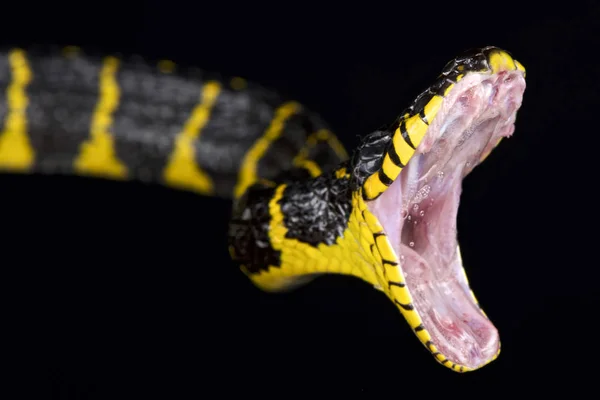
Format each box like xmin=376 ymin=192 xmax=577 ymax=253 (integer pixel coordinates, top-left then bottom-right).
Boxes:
xmin=368 ymin=68 xmax=526 ymax=369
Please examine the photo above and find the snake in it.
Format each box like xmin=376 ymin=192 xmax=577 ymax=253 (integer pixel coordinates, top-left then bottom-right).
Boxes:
xmin=0 ymin=45 xmax=526 ymax=372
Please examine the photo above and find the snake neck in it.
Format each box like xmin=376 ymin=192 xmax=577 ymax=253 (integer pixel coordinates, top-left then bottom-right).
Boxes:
xmin=228 ymin=163 xmax=391 ymax=291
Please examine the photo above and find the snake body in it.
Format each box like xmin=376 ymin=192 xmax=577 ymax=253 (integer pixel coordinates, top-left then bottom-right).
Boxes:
xmin=0 ymin=45 xmax=526 ymax=372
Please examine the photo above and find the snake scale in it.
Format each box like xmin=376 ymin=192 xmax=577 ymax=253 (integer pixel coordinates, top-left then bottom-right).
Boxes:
xmin=0 ymin=45 xmax=526 ymax=372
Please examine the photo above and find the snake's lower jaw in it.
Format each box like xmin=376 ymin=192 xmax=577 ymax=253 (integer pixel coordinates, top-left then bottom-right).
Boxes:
xmin=369 ymin=69 xmax=526 ymax=370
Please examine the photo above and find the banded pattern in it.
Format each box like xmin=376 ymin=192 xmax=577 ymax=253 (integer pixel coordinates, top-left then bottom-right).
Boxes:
xmin=0 ymin=49 xmax=34 ymax=170
xmin=0 ymin=47 xmax=346 ymax=198
xmin=0 ymin=45 xmax=525 ymax=373
xmin=234 ymin=101 xmax=302 ymax=198
xmin=230 ymin=167 xmax=403 ymax=292
xmin=73 ymin=56 xmax=128 ymax=179
xmin=162 ymin=80 xmax=221 ymax=194
xmin=229 ymin=46 xmax=525 ymax=373
xmin=292 ymin=129 xmax=347 ymax=178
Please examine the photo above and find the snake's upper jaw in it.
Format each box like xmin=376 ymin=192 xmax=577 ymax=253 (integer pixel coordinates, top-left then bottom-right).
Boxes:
xmin=367 ymin=62 xmax=526 ymax=371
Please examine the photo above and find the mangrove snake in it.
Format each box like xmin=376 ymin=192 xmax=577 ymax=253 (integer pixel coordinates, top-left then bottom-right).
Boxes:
xmin=0 ymin=45 xmax=526 ymax=372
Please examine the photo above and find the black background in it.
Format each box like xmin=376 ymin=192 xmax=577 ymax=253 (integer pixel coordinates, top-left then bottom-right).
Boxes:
xmin=1 ymin=1 xmax=597 ymax=397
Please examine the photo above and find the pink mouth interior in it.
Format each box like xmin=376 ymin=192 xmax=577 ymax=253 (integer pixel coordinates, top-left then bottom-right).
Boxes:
xmin=368 ymin=70 xmax=525 ymax=369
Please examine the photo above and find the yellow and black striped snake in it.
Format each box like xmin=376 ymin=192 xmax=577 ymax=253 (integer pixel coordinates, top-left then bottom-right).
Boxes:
xmin=0 ymin=45 xmax=525 ymax=372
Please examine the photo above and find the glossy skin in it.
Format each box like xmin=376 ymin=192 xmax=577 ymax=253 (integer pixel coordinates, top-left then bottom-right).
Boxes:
xmin=0 ymin=45 xmax=525 ymax=372
xmin=229 ymin=46 xmax=526 ymax=372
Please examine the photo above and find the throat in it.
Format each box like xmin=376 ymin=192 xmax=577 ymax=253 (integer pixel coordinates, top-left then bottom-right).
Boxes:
xmin=397 ymin=149 xmax=495 ymax=368
xmin=371 ymin=135 xmax=498 ymax=369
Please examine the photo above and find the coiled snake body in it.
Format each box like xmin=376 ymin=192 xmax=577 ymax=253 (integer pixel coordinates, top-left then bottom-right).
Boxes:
xmin=0 ymin=45 xmax=526 ymax=372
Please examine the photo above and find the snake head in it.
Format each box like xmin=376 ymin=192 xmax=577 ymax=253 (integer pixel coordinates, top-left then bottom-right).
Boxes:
xmin=351 ymin=46 xmax=526 ymax=372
